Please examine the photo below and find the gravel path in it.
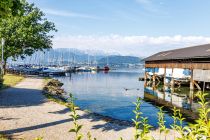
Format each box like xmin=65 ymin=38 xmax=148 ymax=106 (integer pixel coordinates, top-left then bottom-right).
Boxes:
xmin=0 ymin=77 xmax=176 ymax=140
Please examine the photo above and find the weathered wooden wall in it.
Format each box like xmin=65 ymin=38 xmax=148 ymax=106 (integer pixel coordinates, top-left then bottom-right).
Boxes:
xmin=145 ymin=62 xmax=210 ymax=69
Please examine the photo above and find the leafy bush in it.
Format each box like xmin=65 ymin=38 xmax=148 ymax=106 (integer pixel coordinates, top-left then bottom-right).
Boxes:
xmin=68 ymin=93 xmax=84 ymax=140
xmin=178 ymin=92 xmax=210 ymax=140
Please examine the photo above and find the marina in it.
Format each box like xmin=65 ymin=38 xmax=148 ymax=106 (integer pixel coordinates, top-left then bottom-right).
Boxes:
xmin=5 ymin=44 xmax=210 ymax=126
xmin=6 ymin=64 xmax=111 ymax=77
xmin=0 ymin=0 xmax=209 ymax=139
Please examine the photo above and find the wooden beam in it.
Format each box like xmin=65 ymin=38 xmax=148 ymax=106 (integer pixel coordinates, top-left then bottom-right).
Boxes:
xmin=152 ymin=68 xmax=156 ymax=82
xmin=189 ymin=90 xmax=193 ymax=109
xmin=194 ymin=81 xmax=201 ymax=90
xmin=145 ymin=63 xmax=210 ymax=69
xmin=144 ymin=72 xmax=148 ymax=87
xmin=190 ymin=69 xmax=194 ymax=91
xmin=203 ymin=81 xmax=205 ymax=92
xmin=164 ymin=67 xmax=166 ymax=85
xmin=171 ymin=68 xmax=174 ymax=92
xmin=144 ymin=71 xmax=148 ymax=81
xmin=163 ymin=67 xmax=166 ymax=101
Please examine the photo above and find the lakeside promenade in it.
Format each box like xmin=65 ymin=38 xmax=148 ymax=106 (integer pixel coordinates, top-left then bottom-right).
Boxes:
xmin=0 ymin=77 xmax=176 ymax=140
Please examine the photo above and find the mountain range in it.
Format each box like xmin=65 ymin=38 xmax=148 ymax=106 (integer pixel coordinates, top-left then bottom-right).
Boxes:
xmin=10 ymin=48 xmax=143 ymax=65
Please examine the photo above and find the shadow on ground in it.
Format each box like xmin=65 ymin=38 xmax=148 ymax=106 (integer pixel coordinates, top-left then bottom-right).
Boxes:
xmin=0 ymin=85 xmax=133 ymax=134
xmin=0 ymin=118 xmax=73 ymax=134
xmin=48 ymin=108 xmax=70 ymax=114
xmin=0 ymin=117 xmax=19 ymax=121
xmin=48 ymin=106 xmax=133 ymax=132
xmin=0 ymin=87 xmax=47 ymax=108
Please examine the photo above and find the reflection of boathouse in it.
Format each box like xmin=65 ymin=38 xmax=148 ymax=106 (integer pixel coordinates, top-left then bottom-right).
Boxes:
xmin=143 ymin=44 xmax=210 ymax=119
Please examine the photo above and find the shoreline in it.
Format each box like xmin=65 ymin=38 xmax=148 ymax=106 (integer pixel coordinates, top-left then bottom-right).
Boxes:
xmin=43 ymin=79 xmax=153 ymax=129
xmin=43 ymin=92 xmax=134 ymax=128
xmin=0 ymin=77 xmax=180 ymax=140
xmin=46 ymin=78 xmax=196 ymax=128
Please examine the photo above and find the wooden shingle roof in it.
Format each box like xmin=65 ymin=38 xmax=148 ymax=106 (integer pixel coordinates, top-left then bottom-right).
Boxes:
xmin=145 ymin=44 xmax=210 ymax=61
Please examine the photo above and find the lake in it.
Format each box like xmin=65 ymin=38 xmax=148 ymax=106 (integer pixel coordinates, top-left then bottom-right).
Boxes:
xmin=57 ymin=68 xmax=192 ymax=128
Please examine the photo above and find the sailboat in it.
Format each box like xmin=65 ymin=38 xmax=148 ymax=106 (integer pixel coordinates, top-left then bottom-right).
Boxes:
xmin=104 ymin=55 xmax=110 ymax=72
xmin=89 ymin=55 xmax=98 ymax=71
xmin=76 ymin=55 xmax=91 ymax=72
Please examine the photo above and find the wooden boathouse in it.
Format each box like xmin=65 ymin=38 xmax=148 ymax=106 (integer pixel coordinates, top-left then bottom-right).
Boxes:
xmin=144 ymin=44 xmax=210 ymax=92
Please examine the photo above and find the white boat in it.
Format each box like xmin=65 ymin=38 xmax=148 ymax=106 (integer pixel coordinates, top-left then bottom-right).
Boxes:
xmin=76 ymin=66 xmax=91 ymax=72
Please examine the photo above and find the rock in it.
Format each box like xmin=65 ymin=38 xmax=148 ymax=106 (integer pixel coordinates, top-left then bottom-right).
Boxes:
xmin=47 ymin=79 xmax=63 ymax=87
xmin=44 ymin=79 xmax=66 ymax=97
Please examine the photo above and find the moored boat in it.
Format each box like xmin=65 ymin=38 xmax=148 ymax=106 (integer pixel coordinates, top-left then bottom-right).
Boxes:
xmin=104 ymin=66 xmax=110 ymax=71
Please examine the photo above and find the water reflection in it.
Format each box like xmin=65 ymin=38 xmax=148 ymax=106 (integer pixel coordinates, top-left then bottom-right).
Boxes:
xmin=144 ymin=80 xmax=199 ymax=120
xmin=57 ymin=70 xmax=195 ymax=127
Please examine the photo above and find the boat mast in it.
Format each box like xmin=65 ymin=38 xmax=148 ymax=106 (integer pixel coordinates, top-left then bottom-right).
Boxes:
xmin=106 ymin=55 xmax=109 ymax=66
xmin=68 ymin=48 xmax=71 ymax=66
xmin=88 ymin=54 xmax=90 ymax=66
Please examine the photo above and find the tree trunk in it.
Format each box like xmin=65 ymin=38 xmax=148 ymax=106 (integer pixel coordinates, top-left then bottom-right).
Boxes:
xmin=2 ymin=58 xmax=7 ymax=75
xmin=3 ymin=62 xmax=6 ymax=75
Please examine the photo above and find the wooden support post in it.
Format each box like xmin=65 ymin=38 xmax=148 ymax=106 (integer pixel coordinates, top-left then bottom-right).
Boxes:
xmin=153 ymin=68 xmax=156 ymax=82
xmin=164 ymin=67 xmax=166 ymax=85
xmin=144 ymin=71 xmax=148 ymax=87
xmin=171 ymin=68 xmax=174 ymax=93
xmin=152 ymin=68 xmax=156 ymax=89
xmin=189 ymin=58 xmax=194 ymax=100
xmin=190 ymin=69 xmax=194 ymax=91
xmin=189 ymin=90 xmax=193 ymax=110
xmin=163 ymin=67 xmax=166 ymax=100
xmin=203 ymin=81 xmax=205 ymax=93
xmin=144 ymin=71 xmax=147 ymax=81
xmin=153 ymin=74 xmax=156 ymax=82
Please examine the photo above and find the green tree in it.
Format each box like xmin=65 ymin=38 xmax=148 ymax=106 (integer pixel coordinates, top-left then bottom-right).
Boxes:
xmin=0 ymin=0 xmax=24 ymax=18
xmin=0 ymin=1 xmax=57 ymax=70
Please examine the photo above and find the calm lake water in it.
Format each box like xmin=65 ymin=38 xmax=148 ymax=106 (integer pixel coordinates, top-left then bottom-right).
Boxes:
xmin=57 ymin=68 xmax=188 ymax=127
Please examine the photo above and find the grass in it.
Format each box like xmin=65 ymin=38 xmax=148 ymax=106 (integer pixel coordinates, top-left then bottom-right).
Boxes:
xmin=43 ymin=77 xmax=52 ymax=85
xmin=0 ymin=134 xmax=8 ymax=140
xmin=44 ymin=93 xmax=68 ymax=106
xmin=1 ymin=74 xmax=24 ymax=89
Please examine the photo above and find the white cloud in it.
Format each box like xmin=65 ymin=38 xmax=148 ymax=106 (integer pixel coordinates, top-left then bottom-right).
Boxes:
xmin=52 ymin=35 xmax=210 ymax=57
xmin=135 ymin=0 xmax=167 ymax=16
xmin=136 ymin=0 xmax=151 ymax=4
xmin=43 ymin=8 xmax=99 ymax=19
xmin=135 ymin=0 xmax=157 ymax=13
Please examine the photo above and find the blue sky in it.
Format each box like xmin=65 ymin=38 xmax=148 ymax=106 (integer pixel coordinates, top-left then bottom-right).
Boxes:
xmin=28 ymin=0 xmax=210 ymax=56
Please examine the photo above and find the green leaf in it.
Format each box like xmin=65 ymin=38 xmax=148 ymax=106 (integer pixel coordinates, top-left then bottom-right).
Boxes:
xmin=69 ymin=128 xmax=76 ymax=133
xmin=76 ymin=125 xmax=83 ymax=133
xmin=76 ymin=134 xmax=83 ymax=140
